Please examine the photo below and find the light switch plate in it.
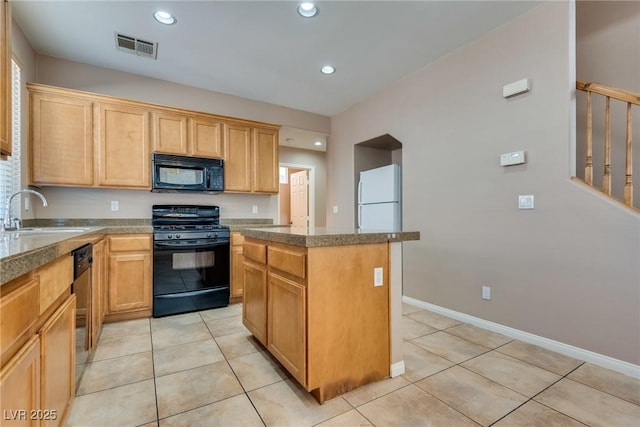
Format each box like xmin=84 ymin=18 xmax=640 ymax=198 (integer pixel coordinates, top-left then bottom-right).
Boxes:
xmin=111 ymin=201 xmax=119 ymax=211
xmin=518 ymin=195 xmax=534 ymax=209
xmin=374 ymin=267 xmax=383 ymax=287
xmin=252 ymin=205 xmax=258 ymax=214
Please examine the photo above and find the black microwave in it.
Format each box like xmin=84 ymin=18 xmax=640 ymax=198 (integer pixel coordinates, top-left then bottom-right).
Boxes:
xmin=152 ymin=153 xmax=224 ymax=193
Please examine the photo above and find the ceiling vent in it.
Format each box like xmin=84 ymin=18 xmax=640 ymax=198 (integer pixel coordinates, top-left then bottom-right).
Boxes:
xmin=114 ymin=33 xmax=158 ymax=59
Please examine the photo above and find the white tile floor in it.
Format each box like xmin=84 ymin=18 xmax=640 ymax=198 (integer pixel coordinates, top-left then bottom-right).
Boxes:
xmin=68 ymin=302 xmax=640 ymax=426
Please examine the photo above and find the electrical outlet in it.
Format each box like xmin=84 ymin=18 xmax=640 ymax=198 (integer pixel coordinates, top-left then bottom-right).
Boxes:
xmin=111 ymin=201 xmax=119 ymax=211
xmin=252 ymin=205 xmax=258 ymax=214
xmin=332 ymin=205 xmax=339 ymax=214
xmin=24 ymin=197 xmax=30 ymax=212
xmin=518 ymin=195 xmax=534 ymax=209
xmin=482 ymin=286 xmax=491 ymax=300
xmin=374 ymin=267 xmax=383 ymax=287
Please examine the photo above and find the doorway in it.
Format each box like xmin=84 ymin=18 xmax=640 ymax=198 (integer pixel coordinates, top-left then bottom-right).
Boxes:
xmin=278 ymin=163 xmax=315 ymax=228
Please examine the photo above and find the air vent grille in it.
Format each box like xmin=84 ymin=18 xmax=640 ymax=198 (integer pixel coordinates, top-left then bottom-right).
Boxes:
xmin=115 ymin=33 xmax=158 ymax=59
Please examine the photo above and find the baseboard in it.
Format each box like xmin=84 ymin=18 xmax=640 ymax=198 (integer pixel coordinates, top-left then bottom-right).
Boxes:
xmin=390 ymin=360 xmax=405 ymax=378
xmin=403 ymin=296 xmax=640 ymax=379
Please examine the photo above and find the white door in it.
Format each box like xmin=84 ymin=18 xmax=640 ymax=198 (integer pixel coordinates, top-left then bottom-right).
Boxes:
xmin=290 ymin=170 xmax=309 ymax=227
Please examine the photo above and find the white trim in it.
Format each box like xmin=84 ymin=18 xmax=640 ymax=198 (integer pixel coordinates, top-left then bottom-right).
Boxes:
xmin=403 ymin=296 xmax=640 ymax=379
xmin=390 ymin=360 xmax=405 ymax=378
xmin=277 ymin=162 xmax=316 ymax=228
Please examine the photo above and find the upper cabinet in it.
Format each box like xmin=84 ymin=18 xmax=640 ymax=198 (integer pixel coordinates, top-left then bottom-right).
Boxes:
xmin=27 ymin=83 xmax=279 ymax=193
xmin=95 ymin=102 xmax=150 ymax=188
xmin=30 ymin=91 xmax=94 ymax=186
xmin=153 ymin=111 xmax=223 ymax=158
xmin=224 ymin=122 xmax=279 ymax=194
xmin=0 ymin=0 xmax=11 ymax=159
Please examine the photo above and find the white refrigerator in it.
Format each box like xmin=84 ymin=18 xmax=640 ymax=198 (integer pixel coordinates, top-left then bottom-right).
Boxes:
xmin=357 ymin=164 xmax=401 ymax=230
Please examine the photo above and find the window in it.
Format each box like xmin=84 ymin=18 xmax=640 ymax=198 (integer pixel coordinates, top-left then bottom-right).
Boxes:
xmin=0 ymin=59 xmax=22 ymax=220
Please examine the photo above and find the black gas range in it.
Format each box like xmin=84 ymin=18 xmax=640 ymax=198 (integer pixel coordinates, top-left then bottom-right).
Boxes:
xmin=152 ymin=205 xmax=230 ymax=317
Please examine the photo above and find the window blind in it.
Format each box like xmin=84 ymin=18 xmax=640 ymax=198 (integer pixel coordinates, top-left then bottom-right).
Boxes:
xmin=0 ymin=60 xmax=22 ymax=220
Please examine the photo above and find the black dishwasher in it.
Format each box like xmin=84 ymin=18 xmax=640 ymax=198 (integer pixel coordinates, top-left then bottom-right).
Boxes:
xmin=72 ymin=243 xmax=92 ymax=391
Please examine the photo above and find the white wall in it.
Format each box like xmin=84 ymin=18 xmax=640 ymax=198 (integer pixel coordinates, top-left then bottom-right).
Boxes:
xmin=327 ymin=2 xmax=640 ymax=364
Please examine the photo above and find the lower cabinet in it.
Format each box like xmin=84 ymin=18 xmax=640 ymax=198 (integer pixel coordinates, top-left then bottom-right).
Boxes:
xmin=230 ymin=232 xmax=245 ymax=301
xmin=267 ymin=272 xmax=306 ymax=385
xmin=106 ymin=235 xmax=152 ymax=319
xmin=242 ymin=238 xmax=390 ymax=404
xmin=0 ymin=336 xmax=41 ymax=427
xmin=39 ymin=295 xmax=75 ymax=427
xmin=242 ymin=260 xmax=267 ymax=345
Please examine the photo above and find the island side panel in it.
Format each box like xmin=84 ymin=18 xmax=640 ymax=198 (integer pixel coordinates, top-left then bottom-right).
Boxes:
xmin=306 ymin=243 xmax=390 ymax=402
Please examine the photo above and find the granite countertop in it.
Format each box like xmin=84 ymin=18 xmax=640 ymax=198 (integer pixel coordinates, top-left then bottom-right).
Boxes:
xmin=0 ymin=224 xmax=152 ymax=286
xmin=1 ymin=217 xmax=272 ymax=286
xmin=240 ymin=226 xmax=420 ymax=248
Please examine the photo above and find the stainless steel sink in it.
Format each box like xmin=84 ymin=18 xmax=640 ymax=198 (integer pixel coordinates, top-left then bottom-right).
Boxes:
xmin=18 ymin=227 xmax=93 ymax=234
xmin=1 ymin=227 xmax=93 ymax=236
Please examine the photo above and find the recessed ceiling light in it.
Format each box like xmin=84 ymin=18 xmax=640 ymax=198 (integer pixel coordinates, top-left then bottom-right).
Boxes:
xmin=314 ymin=141 xmax=323 ymax=146
xmin=297 ymin=2 xmax=318 ymax=18
xmin=153 ymin=10 xmax=176 ymax=25
xmin=320 ymin=65 xmax=335 ymax=75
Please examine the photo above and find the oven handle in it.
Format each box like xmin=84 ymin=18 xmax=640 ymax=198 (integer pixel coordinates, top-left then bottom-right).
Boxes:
xmin=154 ymin=240 xmax=230 ymax=250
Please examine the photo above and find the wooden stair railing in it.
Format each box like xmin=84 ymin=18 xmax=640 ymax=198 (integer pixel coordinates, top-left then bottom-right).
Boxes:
xmin=576 ymin=81 xmax=639 ymax=208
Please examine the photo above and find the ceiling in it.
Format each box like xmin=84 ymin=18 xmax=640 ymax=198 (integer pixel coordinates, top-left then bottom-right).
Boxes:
xmin=11 ymin=0 xmax=540 ymax=151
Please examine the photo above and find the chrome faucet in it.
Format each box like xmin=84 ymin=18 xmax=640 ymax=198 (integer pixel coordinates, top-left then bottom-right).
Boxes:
xmin=2 ymin=189 xmax=48 ymax=231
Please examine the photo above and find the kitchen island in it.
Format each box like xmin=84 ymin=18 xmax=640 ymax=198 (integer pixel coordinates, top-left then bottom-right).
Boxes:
xmin=240 ymin=226 xmax=419 ymax=403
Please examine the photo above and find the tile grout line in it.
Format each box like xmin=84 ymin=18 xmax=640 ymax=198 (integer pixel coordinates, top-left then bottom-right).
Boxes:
xmin=148 ymin=318 xmax=161 ymax=427
xmin=204 ymin=311 xmax=269 ymax=427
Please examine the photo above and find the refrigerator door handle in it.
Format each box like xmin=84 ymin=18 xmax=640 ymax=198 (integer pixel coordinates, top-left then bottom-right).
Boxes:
xmin=358 ymin=179 xmax=363 ymax=205
xmin=358 ymin=204 xmax=362 ymax=229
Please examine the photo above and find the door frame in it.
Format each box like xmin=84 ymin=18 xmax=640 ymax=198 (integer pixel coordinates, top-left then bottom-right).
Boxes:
xmin=277 ymin=162 xmax=316 ymax=228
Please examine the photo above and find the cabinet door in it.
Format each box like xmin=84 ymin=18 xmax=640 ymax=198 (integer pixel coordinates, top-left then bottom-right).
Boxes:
xmin=96 ymin=102 xmax=150 ymax=188
xmin=29 ymin=92 xmax=93 ymax=185
xmin=230 ymin=245 xmax=244 ymax=299
xmin=107 ymin=252 xmax=152 ymax=313
xmin=242 ymin=260 xmax=267 ymax=345
xmin=0 ymin=336 xmax=40 ymax=427
xmin=90 ymin=239 xmax=106 ymax=349
xmin=190 ymin=116 xmax=223 ymax=158
xmin=223 ymin=123 xmax=252 ymax=192
xmin=0 ymin=0 xmax=11 ymax=158
xmin=252 ymin=127 xmax=279 ymax=193
xmin=39 ymin=295 xmax=75 ymax=427
xmin=267 ymin=273 xmax=306 ymax=386
xmin=152 ymin=111 xmax=189 ymax=155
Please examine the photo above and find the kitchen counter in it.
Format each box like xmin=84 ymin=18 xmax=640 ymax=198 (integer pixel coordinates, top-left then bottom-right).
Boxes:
xmin=241 ymin=226 xmax=420 ymax=247
xmin=0 ymin=225 xmax=152 ymax=285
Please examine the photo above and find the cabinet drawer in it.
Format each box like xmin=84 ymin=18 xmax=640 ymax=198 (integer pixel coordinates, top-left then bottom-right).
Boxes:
xmin=1 ymin=277 xmax=39 ymax=361
xmin=243 ymin=241 xmax=266 ymax=264
xmin=109 ymin=235 xmax=152 ymax=252
xmin=38 ymin=255 xmax=73 ymax=314
xmin=231 ymin=232 xmax=245 ymax=246
xmin=268 ymin=246 xmax=306 ymax=279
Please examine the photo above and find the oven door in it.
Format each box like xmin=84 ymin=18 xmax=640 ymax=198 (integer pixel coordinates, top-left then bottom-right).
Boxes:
xmin=153 ymin=239 xmax=230 ymax=317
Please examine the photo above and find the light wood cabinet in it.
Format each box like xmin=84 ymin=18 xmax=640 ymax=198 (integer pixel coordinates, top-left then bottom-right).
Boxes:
xmin=27 ymin=83 xmax=278 ymax=190
xmin=29 ymin=91 xmax=93 ymax=186
xmin=243 ymin=238 xmax=390 ymax=403
xmin=96 ymin=102 xmax=150 ymax=188
xmin=153 ymin=111 xmax=223 ymax=158
xmin=39 ymin=295 xmax=75 ymax=427
xmin=267 ymin=272 xmax=306 ymax=385
xmin=252 ymin=127 xmax=279 ymax=193
xmin=0 ymin=336 xmax=40 ymax=427
xmin=190 ymin=115 xmax=223 ymax=158
xmin=242 ymin=259 xmax=267 ymax=345
xmin=152 ymin=111 xmax=188 ymax=155
xmin=224 ymin=123 xmax=252 ymax=192
xmin=0 ymin=0 xmax=11 ymax=158
xmin=106 ymin=235 xmax=152 ymax=319
xmin=230 ymin=232 xmax=245 ymax=301
xmin=224 ymin=123 xmax=279 ymax=193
